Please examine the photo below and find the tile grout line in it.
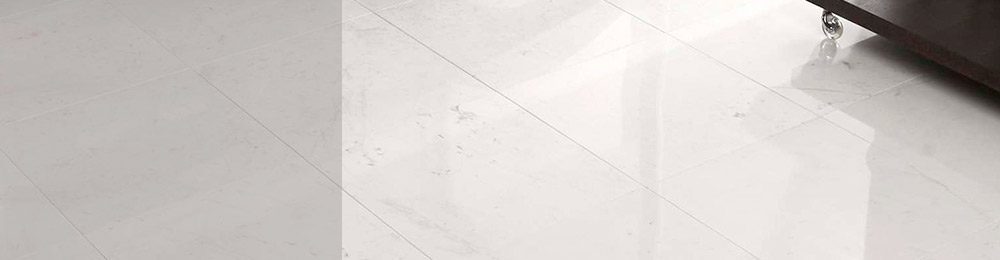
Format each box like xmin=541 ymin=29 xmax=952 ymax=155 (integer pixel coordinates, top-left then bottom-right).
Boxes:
xmin=815 ymin=73 xmax=929 ymax=145
xmin=108 ymin=1 xmax=435 ymax=259
xmin=0 ymin=148 xmax=111 ymax=260
xmin=359 ymin=0 xmax=766 ymax=258
xmin=659 ymin=116 xmax=823 ymax=182
xmin=861 ymin=72 xmax=927 ymax=103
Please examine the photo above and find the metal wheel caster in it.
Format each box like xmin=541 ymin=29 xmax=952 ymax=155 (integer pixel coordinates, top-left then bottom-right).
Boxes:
xmin=818 ymin=38 xmax=839 ymax=63
xmin=821 ymin=10 xmax=843 ymax=40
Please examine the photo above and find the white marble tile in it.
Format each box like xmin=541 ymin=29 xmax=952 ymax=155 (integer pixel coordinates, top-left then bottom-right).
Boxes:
xmin=0 ymin=0 xmax=61 ymax=18
xmin=672 ymin=0 xmax=934 ymax=114
xmin=376 ymin=0 xmax=661 ymax=90
xmin=827 ymin=72 xmax=1000 ymax=220
xmin=0 ymin=0 xmax=185 ymax=125
xmin=199 ymin=25 xmax=339 ymax=180
xmin=342 ymin=193 xmax=427 ymax=260
xmin=493 ymin=189 xmax=754 ymax=259
xmin=84 ymin=162 xmax=340 ymax=259
xmin=499 ymin=35 xmax=816 ymax=183
xmin=0 ymin=70 xmax=326 ymax=243
xmin=1 ymin=69 xmax=344 ymax=258
xmin=607 ymin=0 xmax=757 ymax=32
xmin=671 ymin=0 xmax=874 ymax=72
xmin=924 ymin=222 xmax=1000 ymax=260
xmin=108 ymin=0 xmax=339 ymax=65
xmin=658 ymin=119 xmax=996 ymax=259
xmin=0 ymin=156 xmax=104 ymax=260
xmin=343 ymin=15 xmax=640 ymax=259
xmin=773 ymin=36 xmax=935 ymax=114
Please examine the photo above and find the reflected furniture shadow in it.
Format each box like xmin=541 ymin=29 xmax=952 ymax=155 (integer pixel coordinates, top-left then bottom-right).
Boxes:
xmin=784 ymin=36 xmax=1000 ymax=258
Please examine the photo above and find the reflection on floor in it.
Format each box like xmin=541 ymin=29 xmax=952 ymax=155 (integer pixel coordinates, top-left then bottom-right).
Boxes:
xmin=2 ymin=0 xmax=999 ymax=259
xmin=343 ymin=0 xmax=1000 ymax=259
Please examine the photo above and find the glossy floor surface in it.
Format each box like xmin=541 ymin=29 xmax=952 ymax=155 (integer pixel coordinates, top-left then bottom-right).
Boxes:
xmin=3 ymin=0 xmax=1000 ymax=259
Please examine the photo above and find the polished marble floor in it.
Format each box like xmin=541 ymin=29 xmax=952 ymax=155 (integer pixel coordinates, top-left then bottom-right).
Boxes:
xmin=3 ymin=0 xmax=1000 ymax=259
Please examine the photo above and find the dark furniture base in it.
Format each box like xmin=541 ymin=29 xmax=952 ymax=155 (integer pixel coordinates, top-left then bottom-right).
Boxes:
xmin=805 ymin=0 xmax=1000 ymax=92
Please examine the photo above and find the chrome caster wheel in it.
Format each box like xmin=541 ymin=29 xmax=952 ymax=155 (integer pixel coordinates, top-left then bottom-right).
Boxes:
xmin=817 ymin=38 xmax=839 ymax=63
xmin=821 ymin=10 xmax=843 ymax=40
